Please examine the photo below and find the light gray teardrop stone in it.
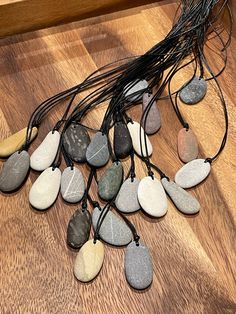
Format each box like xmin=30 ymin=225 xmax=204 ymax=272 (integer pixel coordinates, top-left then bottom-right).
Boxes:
xmin=86 ymin=132 xmax=109 ymax=167
xmin=124 ymin=79 xmax=149 ymax=102
xmin=61 ymin=166 xmax=85 ymax=203
xmin=115 ymin=178 xmax=140 ymax=213
xmin=125 ymin=241 xmax=153 ymax=290
xmin=179 ymin=77 xmax=207 ymax=105
xmin=92 ymin=207 xmax=132 ymax=246
xmin=0 ymin=150 xmax=30 ymax=192
xmin=161 ymin=178 xmax=200 ymax=214
xmin=142 ymin=93 xmax=161 ymax=134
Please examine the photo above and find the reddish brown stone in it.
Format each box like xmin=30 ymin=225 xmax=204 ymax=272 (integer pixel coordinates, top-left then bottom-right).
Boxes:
xmin=177 ymin=128 xmax=198 ymax=163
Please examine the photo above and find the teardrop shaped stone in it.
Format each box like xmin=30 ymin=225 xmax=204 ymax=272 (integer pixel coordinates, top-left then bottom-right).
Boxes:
xmin=98 ymin=162 xmax=123 ymax=200
xmin=124 ymin=79 xmax=149 ymax=102
xmin=74 ymin=239 xmax=104 ymax=282
xmin=29 ymin=167 xmax=61 ymax=210
xmin=177 ymin=128 xmax=198 ymax=163
xmin=142 ymin=93 xmax=161 ymax=134
xmin=115 ymin=178 xmax=140 ymax=213
xmin=0 ymin=150 xmax=30 ymax=192
xmin=62 ymin=123 xmax=90 ymax=163
xmin=0 ymin=127 xmax=38 ymax=158
xmin=67 ymin=208 xmax=91 ymax=249
xmin=86 ymin=132 xmax=109 ymax=167
xmin=30 ymin=131 xmax=60 ymax=171
xmin=125 ymin=241 xmax=153 ymax=290
xmin=60 ymin=166 xmax=85 ymax=203
xmin=92 ymin=207 xmax=132 ymax=246
xmin=127 ymin=121 xmax=153 ymax=157
xmin=138 ymin=176 xmax=167 ymax=217
xmin=113 ymin=122 xmax=133 ymax=159
xmin=161 ymin=178 xmax=200 ymax=214
xmin=179 ymin=77 xmax=207 ymax=105
xmin=175 ymin=159 xmax=211 ymax=189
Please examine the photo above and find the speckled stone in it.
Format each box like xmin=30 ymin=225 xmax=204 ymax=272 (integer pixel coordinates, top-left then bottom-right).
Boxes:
xmin=175 ymin=159 xmax=211 ymax=189
xmin=98 ymin=162 xmax=123 ymax=200
xmin=86 ymin=132 xmax=109 ymax=167
xmin=161 ymin=178 xmax=200 ymax=214
xmin=124 ymin=79 xmax=149 ymax=102
xmin=92 ymin=207 xmax=132 ymax=246
xmin=60 ymin=166 xmax=85 ymax=203
xmin=113 ymin=122 xmax=133 ymax=159
xmin=67 ymin=208 xmax=91 ymax=249
xmin=177 ymin=128 xmax=198 ymax=163
xmin=179 ymin=77 xmax=207 ymax=105
xmin=142 ymin=93 xmax=161 ymax=134
xmin=0 ymin=150 xmax=30 ymax=192
xmin=115 ymin=178 xmax=140 ymax=213
xmin=125 ymin=241 xmax=153 ymax=290
xmin=62 ymin=123 xmax=90 ymax=163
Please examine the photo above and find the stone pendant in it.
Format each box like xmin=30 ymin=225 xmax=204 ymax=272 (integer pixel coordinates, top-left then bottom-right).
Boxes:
xmin=67 ymin=208 xmax=91 ymax=249
xmin=179 ymin=77 xmax=207 ymax=105
xmin=74 ymin=239 xmax=104 ymax=282
xmin=98 ymin=161 xmax=123 ymax=201
xmin=124 ymin=79 xmax=149 ymax=102
xmin=138 ymin=176 xmax=168 ymax=217
xmin=177 ymin=128 xmax=198 ymax=163
xmin=0 ymin=127 xmax=38 ymax=158
xmin=115 ymin=177 xmax=140 ymax=213
xmin=127 ymin=121 xmax=153 ymax=157
xmin=142 ymin=93 xmax=161 ymax=134
xmin=161 ymin=178 xmax=200 ymax=214
xmin=175 ymin=159 xmax=211 ymax=188
xmin=125 ymin=241 xmax=153 ymax=290
xmin=92 ymin=207 xmax=132 ymax=246
xmin=85 ymin=132 xmax=109 ymax=167
xmin=29 ymin=167 xmax=61 ymax=210
xmin=60 ymin=166 xmax=85 ymax=203
xmin=113 ymin=121 xmax=133 ymax=159
xmin=30 ymin=131 xmax=60 ymax=171
xmin=0 ymin=150 xmax=30 ymax=192
xmin=62 ymin=123 xmax=90 ymax=163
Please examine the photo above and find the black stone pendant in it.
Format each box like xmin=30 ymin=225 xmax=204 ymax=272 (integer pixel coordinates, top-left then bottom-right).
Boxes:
xmin=114 ymin=121 xmax=133 ymax=159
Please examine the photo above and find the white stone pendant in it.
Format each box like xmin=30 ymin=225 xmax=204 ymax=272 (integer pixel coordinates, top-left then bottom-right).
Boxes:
xmin=29 ymin=167 xmax=61 ymax=210
xmin=30 ymin=131 xmax=60 ymax=171
xmin=115 ymin=177 xmax=140 ymax=213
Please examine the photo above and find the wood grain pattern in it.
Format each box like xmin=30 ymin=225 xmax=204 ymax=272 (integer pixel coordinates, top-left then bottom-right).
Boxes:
xmin=0 ymin=1 xmax=236 ymax=313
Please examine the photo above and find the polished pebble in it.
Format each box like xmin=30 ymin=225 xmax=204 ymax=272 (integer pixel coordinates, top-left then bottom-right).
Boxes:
xmin=177 ymin=128 xmax=198 ymax=163
xmin=86 ymin=132 xmax=109 ymax=167
xmin=142 ymin=93 xmax=161 ymax=134
xmin=115 ymin=178 xmax=140 ymax=213
xmin=124 ymin=79 xmax=149 ymax=102
xmin=114 ymin=121 xmax=133 ymax=159
xmin=179 ymin=77 xmax=207 ymax=105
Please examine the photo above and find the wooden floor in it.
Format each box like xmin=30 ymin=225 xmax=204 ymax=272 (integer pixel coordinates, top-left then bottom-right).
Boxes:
xmin=0 ymin=1 xmax=236 ymax=313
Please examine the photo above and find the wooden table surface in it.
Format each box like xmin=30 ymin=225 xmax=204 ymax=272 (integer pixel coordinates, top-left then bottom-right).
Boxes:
xmin=0 ymin=1 xmax=235 ymax=313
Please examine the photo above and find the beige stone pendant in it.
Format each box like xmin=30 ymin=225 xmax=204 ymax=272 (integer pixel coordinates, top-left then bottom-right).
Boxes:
xmin=177 ymin=128 xmax=198 ymax=163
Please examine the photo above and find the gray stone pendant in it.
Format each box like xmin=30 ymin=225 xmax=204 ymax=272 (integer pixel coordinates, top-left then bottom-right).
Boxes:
xmin=92 ymin=207 xmax=133 ymax=246
xmin=85 ymin=132 xmax=109 ymax=167
xmin=124 ymin=79 xmax=149 ymax=102
xmin=179 ymin=77 xmax=207 ymax=105
xmin=62 ymin=123 xmax=90 ymax=163
xmin=98 ymin=161 xmax=123 ymax=201
xmin=177 ymin=128 xmax=198 ymax=163
xmin=60 ymin=166 xmax=85 ymax=203
xmin=175 ymin=159 xmax=211 ymax=188
xmin=113 ymin=121 xmax=133 ymax=159
xmin=0 ymin=150 xmax=30 ymax=192
xmin=125 ymin=241 xmax=153 ymax=290
xmin=142 ymin=93 xmax=161 ymax=134
xmin=115 ymin=177 xmax=140 ymax=213
xmin=161 ymin=178 xmax=200 ymax=214
xmin=67 ymin=208 xmax=91 ymax=249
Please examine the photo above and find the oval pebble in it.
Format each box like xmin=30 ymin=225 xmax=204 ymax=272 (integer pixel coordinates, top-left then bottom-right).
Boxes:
xmin=124 ymin=79 xmax=149 ymax=102
xmin=29 ymin=167 xmax=61 ymax=210
xmin=60 ymin=166 xmax=85 ymax=203
xmin=138 ymin=176 xmax=167 ymax=217
xmin=30 ymin=131 xmax=60 ymax=171
xmin=177 ymin=128 xmax=198 ymax=163
xmin=179 ymin=77 xmax=207 ymax=105
xmin=127 ymin=121 xmax=153 ymax=157
xmin=0 ymin=150 xmax=30 ymax=192
xmin=67 ymin=208 xmax=91 ymax=249
xmin=115 ymin=178 xmax=140 ymax=213
xmin=161 ymin=178 xmax=200 ymax=214
xmin=142 ymin=93 xmax=161 ymax=134
xmin=125 ymin=241 xmax=153 ymax=290
xmin=92 ymin=207 xmax=132 ymax=246
xmin=74 ymin=239 xmax=104 ymax=282
xmin=86 ymin=132 xmax=109 ymax=167
xmin=114 ymin=121 xmax=133 ymax=159
xmin=175 ymin=159 xmax=211 ymax=189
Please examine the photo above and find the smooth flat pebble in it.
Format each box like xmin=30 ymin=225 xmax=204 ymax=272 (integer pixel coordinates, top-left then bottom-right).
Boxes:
xmin=86 ymin=132 xmax=109 ymax=167
xmin=142 ymin=93 xmax=161 ymax=134
xmin=177 ymin=128 xmax=198 ymax=163
xmin=61 ymin=166 xmax=85 ymax=203
xmin=113 ymin=121 xmax=133 ymax=159
xmin=124 ymin=79 xmax=149 ymax=102
xmin=115 ymin=178 xmax=140 ymax=213
xmin=179 ymin=77 xmax=207 ymax=105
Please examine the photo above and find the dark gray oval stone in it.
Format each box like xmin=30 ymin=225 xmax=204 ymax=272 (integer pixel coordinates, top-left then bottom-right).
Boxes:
xmin=67 ymin=208 xmax=92 ymax=249
xmin=61 ymin=166 xmax=85 ymax=203
xmin=125 ymin=241 xmax=153 ymax=290
xmin=142 ymin=93 xmax=161 ymax=134
xmin=0 ymin=150 xmax=30 ymax=192
xmin=114 ymin=122 xmax=132 ymax=159
xmin=179 ymin=77 xmax=207 ymax=105
xmin=63 ymin=123 xmax=90 ymax=163
xmin=85 ymin=132 xmax=109 ymax=167
xmin=115 ymin=178 xmax=140 ymax=213
xmin=98 ymin=162 xmax=123 ymax=200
